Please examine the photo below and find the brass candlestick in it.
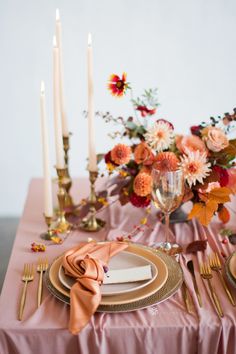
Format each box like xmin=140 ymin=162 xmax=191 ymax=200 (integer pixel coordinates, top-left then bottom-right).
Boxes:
xmin=56 ymin=167 xmax=71 ymax=233
xmin=40 ymin=215 xmax=57 ymax=240
xmin=79 ymin=171 xmax=106 ymax=232
xmin=62 ymin=134 xmax=71 ymax=167
xmin=63 ymin=134 xmax=74 ymax=209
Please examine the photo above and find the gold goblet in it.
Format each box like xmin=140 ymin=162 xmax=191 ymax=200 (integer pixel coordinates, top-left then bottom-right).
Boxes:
xmin=151 ymin=169 xmax=184 ymax=253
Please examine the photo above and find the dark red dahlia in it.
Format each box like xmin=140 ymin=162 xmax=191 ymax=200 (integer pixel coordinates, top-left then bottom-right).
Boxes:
xmin=190 ymin=125 xmax=201 ymax=136
xmin=129 ymin=192 xmax=151 ymax=208
xmin=212 ymin=166 xmax=229 ymax=187
xmin=104 ymin=151 xmax=118 ymax=166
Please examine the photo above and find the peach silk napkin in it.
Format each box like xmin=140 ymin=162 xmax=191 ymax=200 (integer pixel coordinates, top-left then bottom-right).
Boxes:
xmin=62 ymin=241 xmax=128 ymax=334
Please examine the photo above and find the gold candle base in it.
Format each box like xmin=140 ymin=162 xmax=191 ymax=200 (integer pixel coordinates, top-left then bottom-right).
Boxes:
xmin=79 ymin=171 xmax=106 ymax=232
xmin=40 ymin=215 xmax=58 ymax=240
xmin=63 ymin=134 xmax=74 ymax=209
xmin=56 ymin=167 xmax=71 ymax=233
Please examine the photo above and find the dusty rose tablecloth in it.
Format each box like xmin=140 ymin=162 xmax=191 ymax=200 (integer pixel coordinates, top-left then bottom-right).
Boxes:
xmin=1 ymin=178 xmax=236 ymax=354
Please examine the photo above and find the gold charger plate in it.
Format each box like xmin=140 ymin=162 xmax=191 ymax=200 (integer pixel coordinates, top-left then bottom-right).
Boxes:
xmin=48 ymin=244 xmax=168 ymax=305
xmin=45 ymin=243 xmax=183 ymax=312
xmin=225 ymin=252 xmax=236 ymax=288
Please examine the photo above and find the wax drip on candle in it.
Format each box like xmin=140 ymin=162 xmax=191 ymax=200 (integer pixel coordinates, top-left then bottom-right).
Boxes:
xmin=41 ymin=81 xmax=45 ymax=94
xmin=88 ymin=33 xmax=92 ymax=47
xmin=56 ymin=8 xmax=60 ymax=21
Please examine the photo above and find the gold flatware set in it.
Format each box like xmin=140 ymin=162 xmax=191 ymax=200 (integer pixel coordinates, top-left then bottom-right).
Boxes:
xmin=18 ymin=258 xmax=48 ymax=320
xmin=183 ymin=252 xmax=235 ymax=318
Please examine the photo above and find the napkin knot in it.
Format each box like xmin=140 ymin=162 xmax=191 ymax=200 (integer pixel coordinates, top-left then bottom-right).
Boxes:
xmin=62 ymin=241 xmax=128 ymax=334
xmin=75 ymin=256 xmax=105 ymax=283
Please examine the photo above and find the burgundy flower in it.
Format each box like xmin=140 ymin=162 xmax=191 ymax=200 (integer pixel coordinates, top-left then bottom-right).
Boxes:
xmin=129 ymin=192 xmax=151 ymax=208
xmin=105 ymin=151 xmax=118 ymax=166
xmin=190 ymin=125 xmax=201 ymax=136
xmin=136 ymin=105 xmax=156 ymax=117
xmin=212 ymin=166 xmax=229 ymax=187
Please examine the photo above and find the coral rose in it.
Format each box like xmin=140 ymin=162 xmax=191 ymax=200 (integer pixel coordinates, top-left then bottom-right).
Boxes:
xmin=176 ymin=135 xmax=208 ymax=155
xmin=204 ymin=127 xmax=229 ymax=152
xmin=134 ymin=142 xmax=154 ymax=165
xmin=153 ymin=152 xmax=179 ymax=172
xmin=111 ymin=144 xmax=131 ymax=165
xmin=133 ymin=172 xmax=152 ymax=197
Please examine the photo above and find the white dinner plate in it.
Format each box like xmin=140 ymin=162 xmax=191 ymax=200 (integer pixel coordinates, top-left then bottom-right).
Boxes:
xmin=58 ymin=251 xmax=158 ymax=296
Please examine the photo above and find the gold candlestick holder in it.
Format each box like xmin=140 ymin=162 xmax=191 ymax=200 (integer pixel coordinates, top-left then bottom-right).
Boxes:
xmin=40 ymin=215 xmax=57 ymax=240
xmin=63 ymin=134 xmax=71 ymax=167
xmin=56 ymin=167 xmax=71 ymax=233
xmin=79 ymin=170 xmax=106 ymax=232
xmin=63 ymin=134 xmax=74 ymax=209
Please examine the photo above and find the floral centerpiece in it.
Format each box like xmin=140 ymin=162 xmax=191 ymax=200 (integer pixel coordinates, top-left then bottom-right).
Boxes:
xmin=99 ymin=73 xmax=236 ymax=226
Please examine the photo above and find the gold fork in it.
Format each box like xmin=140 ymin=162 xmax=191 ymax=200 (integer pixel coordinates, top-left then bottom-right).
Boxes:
xmin=209 ymin=252 xmax=235 ymax=306
xmin=19 ymin=264 xmax=34 ymax=320
xmin=37 ymin=258 xmax=48 ymax=307
xmin=200 ymin=262 xmax=224 ymax=318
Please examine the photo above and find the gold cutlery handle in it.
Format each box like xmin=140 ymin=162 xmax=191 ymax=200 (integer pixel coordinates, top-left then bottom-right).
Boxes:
xmin=192 ymin=277 xmax=202 ymax=307
xmin=19 ymin=281 xmax=28 ymax=321
xmin=218 ymin=271 xmax=235 ymax=306
xmin=182 ymin=281 xmax=193 ymax=314
xmin=208 ymin=279 xmax=224 ymax=318
xmin=37 ymin=271 xmax=43 ymax=308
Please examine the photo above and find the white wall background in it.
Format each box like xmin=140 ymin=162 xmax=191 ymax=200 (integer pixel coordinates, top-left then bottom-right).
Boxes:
xmin=0 ymin=0 xmax=236 ymax=216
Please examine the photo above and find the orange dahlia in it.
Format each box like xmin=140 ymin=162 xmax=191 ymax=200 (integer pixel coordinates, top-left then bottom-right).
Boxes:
xmin=133 ymin=172 xmax=152 ymax=197
xmin=134 ymin=142 xmax=154 ymax=165
xmin=111 ymin=144 xmax=131 ymax=165
xmin=107 ymin=73 xmax=129 ymax=97
xmin=154 ymin=152 xmax=179 ymax=172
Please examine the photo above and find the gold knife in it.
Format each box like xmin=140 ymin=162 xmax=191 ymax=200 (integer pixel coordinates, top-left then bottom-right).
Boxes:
xmin=182 ymin=280 xmax=193 ymax=314
xmin=187 ymin=260 xmax=202 ymax=307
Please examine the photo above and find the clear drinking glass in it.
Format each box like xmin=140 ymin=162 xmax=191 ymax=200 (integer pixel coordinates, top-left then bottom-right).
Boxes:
xmin=151 ymin=169 xmax=184 ymax=252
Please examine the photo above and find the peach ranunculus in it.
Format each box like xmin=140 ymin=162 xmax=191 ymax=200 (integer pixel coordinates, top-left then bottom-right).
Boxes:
xmin=175 ymin=135 xmax=208 ymax=155
xmin=134 ymin=142 xmax=154 ymax=165
xmin=204 ymin=127 xmax=229 ymax=152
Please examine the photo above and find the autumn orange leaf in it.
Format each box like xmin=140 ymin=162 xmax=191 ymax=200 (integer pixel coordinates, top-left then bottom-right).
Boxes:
xmin=188 ymin=200 xmax=218 ymax=226
xmin=207 ymin=187 xmax=231 ymax=204
xmin=218 ymin=206 xmax=230 ymax=224
xmin=222 ymin=139 xmax=236 ymax=157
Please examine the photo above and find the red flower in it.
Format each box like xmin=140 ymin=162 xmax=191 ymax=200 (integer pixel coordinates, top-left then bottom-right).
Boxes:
xmin=105 ymin=151 xmax=114 ymax=164
xmin=136 ymin=105 xmax=156 ymax=117
xmin=129 ymin=192 xmax=151 ymax=208
xmin=190 ymin=125 xmax=201 ymax=136
xmin=107 ymin=73 xmax=129 ymax=97
xmin=212 ymin=166 xmax=229 ymax=187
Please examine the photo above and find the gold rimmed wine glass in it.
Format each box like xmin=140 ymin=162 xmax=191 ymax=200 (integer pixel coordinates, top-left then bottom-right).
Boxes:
xmin=151 ymin=169 xmax=184 ymax=253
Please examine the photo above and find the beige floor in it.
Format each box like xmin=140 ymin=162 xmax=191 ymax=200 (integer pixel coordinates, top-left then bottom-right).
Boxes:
xmin=0 ymin=218 xmax=19 ymax=292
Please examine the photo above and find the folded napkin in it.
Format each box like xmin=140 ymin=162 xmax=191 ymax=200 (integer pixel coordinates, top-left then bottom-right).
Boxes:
xmin=62 ymin=241 xmax=128 ymax=334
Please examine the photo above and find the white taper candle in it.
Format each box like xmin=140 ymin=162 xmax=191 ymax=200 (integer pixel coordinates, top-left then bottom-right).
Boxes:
xmin=87 ymin=33 xmax=97 ymax=172
xmin=56 ymin=9 xmax=69 ymax=137
xmin=53 ymin=36 xmax=64 ymax=169
xmin=40 ymin=81 xmax=53 ymax=217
